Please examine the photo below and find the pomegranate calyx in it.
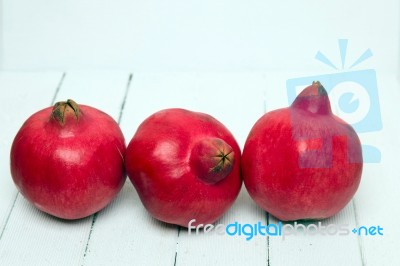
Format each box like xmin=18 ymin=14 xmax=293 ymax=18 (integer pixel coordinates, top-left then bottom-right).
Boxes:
xmin=290 ymin=81 xmax=332 ymax=115
xmin=51 ymin=99 xmax=80 ymax=126
xmin=190 ymin=138 xmax=234 ymax=184
xmin=212 ymin=150 xmax=233 ymax=173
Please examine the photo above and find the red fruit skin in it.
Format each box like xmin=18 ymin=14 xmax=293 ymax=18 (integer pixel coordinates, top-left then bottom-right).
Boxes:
xmin=125 ymin=108 xmax=242 ymax=227
xmin=10 ymin=103 xmax=126 ymax=220
xmin=242 ymin=83 xmax=363 ymax=221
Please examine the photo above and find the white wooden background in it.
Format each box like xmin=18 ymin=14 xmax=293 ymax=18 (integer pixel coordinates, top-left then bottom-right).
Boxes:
xmin=0 ymin=71 xmax=399 ymax=266
xmin=0 ymin=0 xmax=399 ymax=265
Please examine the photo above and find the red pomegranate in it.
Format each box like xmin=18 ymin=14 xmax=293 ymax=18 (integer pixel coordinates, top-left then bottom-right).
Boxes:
xmin=125 ymin=108 xmax=242 ymax=227
xmin=242 ymin=81 xmax=363 ymax=221
xmin=10 ymin=99 xmax=126 ymax=219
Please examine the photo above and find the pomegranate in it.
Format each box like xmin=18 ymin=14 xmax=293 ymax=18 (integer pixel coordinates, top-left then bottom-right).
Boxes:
xmin=10 ymin=99 xmax=126 ymax=219
xmin=242 ymin=81 xmax=363 ymax=221
xmin=125 ymin=108 xmax=242 ymax=227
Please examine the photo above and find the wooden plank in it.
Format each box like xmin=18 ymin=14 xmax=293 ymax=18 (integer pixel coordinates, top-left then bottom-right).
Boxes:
xmin=189 ymin=72 xmax=267 ymax=150
xmin=84 ymin=72 xmax=201 ymax=266
xmin=0 ymin=70 xmax=397 ymax=265
xmin=122 ymin=73 xmax=267 ymax=265
xmin=173 ymin=72 xmax=268 ymax=266
xmin=118 ymin=72 xmax=204 ymax=140
xmin=0 ymin=71 xmax=129 ymax=265
xmin=353 ymin=74 xmax=400 ymax=266
xmin=53 ymin=71 xmax=129 ymax=121
xmin=263 ymin=72 xmax=363 ymax=266
xmin=177 ymin=190 xmax=268 ymax=266
xmin=83 ymin=178 xmax=180 ymax=266
xmin=268 ymin=205 xmax=362 ymax=266
xmin=264 ymin=72 xmax=400 ymax=265
xmin=0 ymin=71 xmax=63 ymax=236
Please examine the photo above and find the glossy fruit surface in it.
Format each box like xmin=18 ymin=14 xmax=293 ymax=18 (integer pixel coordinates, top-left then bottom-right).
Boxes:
xmin=242 ymin=82 xmax=363 ymax=221
xmin=10 ymin=99 xmax=126 ymax=219
xmin=125 ymin=108 xmax=242 ymax=227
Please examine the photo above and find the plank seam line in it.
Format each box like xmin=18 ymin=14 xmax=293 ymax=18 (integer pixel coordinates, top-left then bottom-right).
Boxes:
xmin=0 ymin=71 xmax=65 ymax=241
xmin=118 ymin=73 xmax=133 ymax=124
xmin=263 ymin=90 xmax=267 ymax=114
xmin=82 ymin=213 xmax=98 ymax=264
xmin=0 ymin=193 xmax=18 ymax=241
xmin=173 ymin=226 xmax=181 ymax=266
xmin=352 ymin=199 xmax=366 ymax=266
xmin=51 ymin=72 xmax=66 ymax=105
xmin=81 ymin=72 xmax=133 ymax=265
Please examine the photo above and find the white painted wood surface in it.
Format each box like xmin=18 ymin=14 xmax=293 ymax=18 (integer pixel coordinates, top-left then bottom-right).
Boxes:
xmin=0 ymin=71 xmax=398 ymax=266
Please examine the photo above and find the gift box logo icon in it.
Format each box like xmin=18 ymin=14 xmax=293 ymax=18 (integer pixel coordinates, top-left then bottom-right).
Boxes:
xmin=287 ymin=39 xmax=382 ymax=163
